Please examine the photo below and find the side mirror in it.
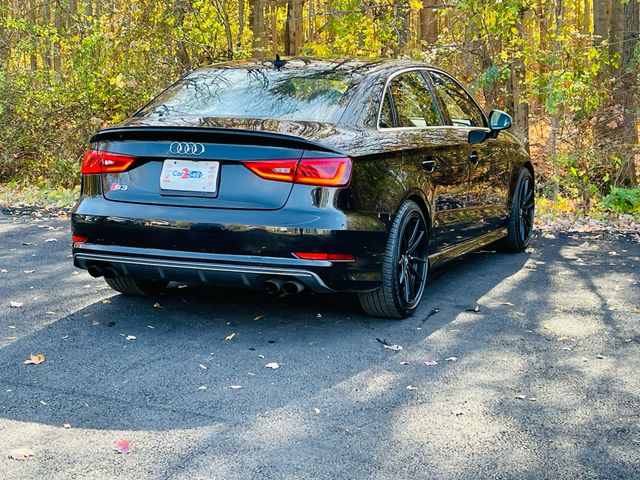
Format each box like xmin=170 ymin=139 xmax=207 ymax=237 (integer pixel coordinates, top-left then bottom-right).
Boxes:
xmin=488 ymin=109 xmax=512 ymax=131
xmin=468 ymin=109 xmax=512 ymax=144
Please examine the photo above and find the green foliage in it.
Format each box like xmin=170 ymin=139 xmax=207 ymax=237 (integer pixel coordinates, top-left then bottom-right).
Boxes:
xmin=602 ymin=188 xmax=640 ymax=214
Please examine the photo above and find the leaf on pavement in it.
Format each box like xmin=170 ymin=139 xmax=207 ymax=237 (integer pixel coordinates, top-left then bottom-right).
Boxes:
xmin=23 ymin=354 xmax=45 ymax=365
xmin=229 ymin=385 xmax=242 ymax=389
xmin=376 ymin=338 xmax=403 ymax=351
xmin=253 ymin=315 xmax=264 ymax=321
xmin=63 ymin=423 xmax=71 ymax=429
xmin=515 ymin=394 xmax=527 ymax=400
xmin=9 ymin=301 xmax=23 ymax=308
xmin=445 ymin=356 xmax=458 ymax=362
xmin=465 ymin=305 xmax=481 ymax=313
xmin=23 ymin=270 xmax=35 ymax=274
xmin=406 ymin=385 xmax=418 ymax=391
xmin=198 ymin=385 xmax=207 ymax=390
xmin=596 ymin=354 xmax=606 ymax=359
xmin=225 ymin=332 xmax=236 ymax=341
xmin=8 ymin=447 xmax=35 ymax=461
xmin=425 ymin=308 xmax=440 ymax=320
xmin=265 ymin=362 xmax=280 ymax=369
xmin=0 ymin=268 xmax=7 ymax=273
xmin=124 ymin=335 xmax=136 ymax=341
xmin=115 ymin=438 xmax=130 ymax=454
xmin=500 ymin=301 xmax=514 ymax=306
xmin=400 ymin=361 xmax=410 ymax=365
xmin=198 ymin=363 xmax=207 ymax=370
xmin=44 ymin=238 xmax=58 ymax=243
xmin=424 ymin=360 xmax=438 ymax=366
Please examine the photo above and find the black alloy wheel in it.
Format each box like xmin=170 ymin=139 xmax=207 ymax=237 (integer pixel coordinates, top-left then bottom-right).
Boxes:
xmin=498 ymin=167 xmax=535 ymax=252
xmin=359 ymin=200 xmax=429 ymax=318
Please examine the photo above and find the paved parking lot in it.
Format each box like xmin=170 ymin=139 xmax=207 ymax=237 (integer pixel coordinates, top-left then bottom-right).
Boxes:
xmin=1 ymin=213 xmax=639 ymax=479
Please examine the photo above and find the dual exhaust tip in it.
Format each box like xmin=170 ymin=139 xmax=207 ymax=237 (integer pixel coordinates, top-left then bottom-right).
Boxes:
xmin=263 ymin=278 xmax=305 ymax=295
xmin=87 ymin=264 xmax=116 ymax=279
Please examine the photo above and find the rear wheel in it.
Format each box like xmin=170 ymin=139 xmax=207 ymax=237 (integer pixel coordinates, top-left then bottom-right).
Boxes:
xmin=358 ymin=200 xmax=429 ymax=319
xmin=497 ymin=167 xmax=535 ymax=253
xmin=104 ymin=276 xmax=168 ymax=296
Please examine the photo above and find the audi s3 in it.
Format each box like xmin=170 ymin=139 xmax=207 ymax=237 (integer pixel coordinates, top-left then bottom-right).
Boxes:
xmin=71 ymin=58 xmax=535 ymax=318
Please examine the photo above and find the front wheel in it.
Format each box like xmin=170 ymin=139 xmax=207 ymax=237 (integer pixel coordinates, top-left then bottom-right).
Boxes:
xmin=358 ymin=200 xmax=429 ymax=319
xmin=104 ymin=276 xmax=168 ymax=296
xmin=497 ymin=167 xmax=535 ymax=253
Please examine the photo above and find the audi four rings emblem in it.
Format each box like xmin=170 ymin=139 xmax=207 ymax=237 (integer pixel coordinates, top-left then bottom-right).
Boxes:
xmin=169 ymin=142 xmax=205 ymax=156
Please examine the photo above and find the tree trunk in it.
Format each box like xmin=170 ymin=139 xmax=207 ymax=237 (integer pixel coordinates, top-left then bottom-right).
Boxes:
xmin=608 ymin=0 xmax=623 ymax=67
xmin=237 ymin=0 xmax=244 ymax=47
xmin=249 ymin=0 xmax=265 ymax=57
xmin=508 ymin=8 xmax=531 ymax=152
xmin=29 ymin=0 xmax=37 ymax=70
xmin=173 ymin=0 xmax=192 ymax=69
xmin=418 ymin=2 xmax=438 ymax=44
xmin=285 ymin=0 xmax=305 ymax=56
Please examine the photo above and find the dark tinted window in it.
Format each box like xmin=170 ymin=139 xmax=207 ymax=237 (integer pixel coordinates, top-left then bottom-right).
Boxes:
xmin=136 ymin=68 xmax=358 ymax=122
xmin=379 ymin=92 xmax=394 ymax=128
xmin=429 ymin=71 xmax=486 ymax=127
xmin=386 ymin=71 xmax=440 ymax=128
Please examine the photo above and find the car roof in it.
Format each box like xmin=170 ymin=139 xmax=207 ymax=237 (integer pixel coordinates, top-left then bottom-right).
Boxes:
xmin=193 ymin=57 xmax=434 ymax=77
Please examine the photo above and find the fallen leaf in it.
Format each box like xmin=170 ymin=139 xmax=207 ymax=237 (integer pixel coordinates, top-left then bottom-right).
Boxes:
xmin=198 ymin=385 xmax=207 ymax=390
xmin=253 ymin=315 xmax=264 ymax=321
xmin=424 ymin=360 xmax=438 ymax=366
xmin=39 ymin=400 xmax=47 ymax=405
xmin=115 ymin=438 xmax=130 ymax=454
xmin=198 ymin=364 xmax=208 ymax=370
xmin=406 ymin=385 xmax=418 ymax=390
xmin=102 ymin=299 xmax=111 ymax=304
xmin=63 ymin=423 xmax=71 ymax=429
xmin=265 ymin=362 xmax=280 ymax=369
xmin=225 ymin=333 xmax=236 ymax=341
xmin=425 ymin=308 xmax=440 ymax=320
xmin=596 ymin=354 xmax=606 ymax=359
xmin=529 ymin=397 xmax=537 ymax=402
xmin=46 ymin=311 xmax=56 ymax=315
xmin=152 ymin=302 xmax=163 ymax=309
xmin=500 ymin=301 xmax=514 ymax=306
xmin=229 ymin=385 xmax=242 ymax=389
xmin=125 ymin=335 xmax=136 ymax=341
xmin=44 ymin=238 xmax=58 ymax=243
xmin=400 ymin=361 xmax=410 ymax=365
xmin=376 ymin=338 xmax=403 ymax=351
xmin=9 ymin=301 xmax=23 ymax=308
xmin=453 ymin=410 xmax=464 ymax=416
xmin=515 ymin=394 xmax=526 ymax=400
xmin=0 ymin=269 xmax=7 ymax=273
xmin=23 ymin=270 xmax=35 ymax=274
xmin=8 ymin=447 xmax=35 ymax=461
xmin=465 ymin=305 xmax=481 ymax=313
xmin=313 ymin=407 xmax=321 ymax=414
xmin=316 ymin=313 xmax=322 ymax=318
xmin=91 ymin=320 xmax=100 ymax=326
xmin=445 ymin=356 xmax=458 ymax=362
xmin=23 ymin=354 xmax=45 ymax=365
xmin=147 ymin=325 xmax=155 ymax=329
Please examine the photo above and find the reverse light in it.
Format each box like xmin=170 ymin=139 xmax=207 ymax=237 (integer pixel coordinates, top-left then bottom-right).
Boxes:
xmin=293 ymin=252 xmax=355 ymax=262
xmin=81 ymin=149 xmax=135 ymax=174
xmin=243 ymin=157 xmax=352 ymax=187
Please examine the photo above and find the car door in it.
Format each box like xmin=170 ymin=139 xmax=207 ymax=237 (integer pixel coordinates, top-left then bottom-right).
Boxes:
xmin=380 ymin=69 xmax=472 ymax=250
xmin=427 ymin=69 xmax=511 ymax=237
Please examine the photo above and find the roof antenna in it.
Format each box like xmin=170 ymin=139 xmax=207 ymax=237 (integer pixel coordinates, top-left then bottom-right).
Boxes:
xmin=272 ymin=54 xmax=287 ymax=71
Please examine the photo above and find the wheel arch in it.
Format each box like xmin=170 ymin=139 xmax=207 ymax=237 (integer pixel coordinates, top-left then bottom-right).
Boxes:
xmin=402 ymin=190 xmax=434 ymax=254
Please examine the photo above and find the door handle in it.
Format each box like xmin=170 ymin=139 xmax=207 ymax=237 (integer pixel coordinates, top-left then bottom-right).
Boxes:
xmin=421 ymin=159 xmax=437 ymax=173
xmin=469 ymin=151 xmax=480 ymax=165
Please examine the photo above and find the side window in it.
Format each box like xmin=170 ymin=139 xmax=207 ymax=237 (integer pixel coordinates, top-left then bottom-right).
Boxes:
xmin=379 ymin=91 xmax=394 ymax=128
xmin=429 ymin=71 xmax=486 ymax=128
xmin=385 ymin=71 xmax=441 ymax=128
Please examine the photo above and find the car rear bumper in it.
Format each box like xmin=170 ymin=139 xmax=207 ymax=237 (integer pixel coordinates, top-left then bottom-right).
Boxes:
xmin=71 ymin=197 xmax=388 ymax=292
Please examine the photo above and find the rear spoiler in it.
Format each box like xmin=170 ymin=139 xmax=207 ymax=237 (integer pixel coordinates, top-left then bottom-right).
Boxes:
xmin=90 ymin=126 xmax=341 ymax=154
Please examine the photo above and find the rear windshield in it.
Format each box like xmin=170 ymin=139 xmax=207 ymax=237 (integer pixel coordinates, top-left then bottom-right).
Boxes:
xmin=135 ymin=68 xmax=359 ymax=123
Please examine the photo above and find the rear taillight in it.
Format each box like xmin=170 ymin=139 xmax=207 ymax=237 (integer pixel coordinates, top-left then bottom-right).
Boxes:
xmin=72 ymin=235 xmax=88 ymax=243
xmin=293 ymin=252 xmax=355 ymax=262
xmin=243 ymin=157 xmax=352 ymax=187
xmin=81 ymin=149 xmax=135 ymax=174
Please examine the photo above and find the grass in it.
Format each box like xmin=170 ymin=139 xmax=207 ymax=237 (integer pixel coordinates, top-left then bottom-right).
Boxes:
xmin=0 ymin=181 xmax=79 ymax=210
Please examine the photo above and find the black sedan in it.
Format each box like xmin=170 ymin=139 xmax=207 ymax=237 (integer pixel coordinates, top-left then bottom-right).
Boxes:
xmin=71 ymin=58 xmax=534 ymax=319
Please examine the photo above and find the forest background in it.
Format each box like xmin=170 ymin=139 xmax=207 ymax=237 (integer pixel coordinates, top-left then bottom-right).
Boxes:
xmin=0 ymin=0 xmax=638 ymax=217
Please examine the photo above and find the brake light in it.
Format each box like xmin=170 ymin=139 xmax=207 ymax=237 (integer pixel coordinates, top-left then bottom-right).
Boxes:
xmin=294 ymin=252 xmax=355 ymax=262
xmin=243 ymin=157 xmax=352 ymax=187
xmin=295 ymin=158 xmax=352 ymax=187
xmin=72 ymin=235 xmax=88 ymax=243
xmin=242 ymin=160 xmax=298 ymax=182
xmin=81 ymin=149 xmax=135 ymax=174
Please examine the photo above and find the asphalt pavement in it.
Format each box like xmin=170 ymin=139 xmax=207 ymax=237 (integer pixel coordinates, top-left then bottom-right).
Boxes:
xmin=0 ymin=212 xmax=639 ymax=479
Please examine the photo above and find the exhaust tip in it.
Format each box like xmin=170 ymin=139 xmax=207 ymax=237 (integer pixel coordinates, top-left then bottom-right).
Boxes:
xmin=103 ymin=267 xmax=117 ymax=279
xmin=263 ymin=278 xmax=284 ymax=295
xmin=87 ymin=265 xmax=103 ymax=278
xmin=282 ymin=280 xmax=305 ymax=295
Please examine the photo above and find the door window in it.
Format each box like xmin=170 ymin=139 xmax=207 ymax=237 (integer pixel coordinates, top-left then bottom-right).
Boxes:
xmin=429 ymin=71 xmax=486 ymax=128
xmin=383 ymin=71 xmax=441 ymax=128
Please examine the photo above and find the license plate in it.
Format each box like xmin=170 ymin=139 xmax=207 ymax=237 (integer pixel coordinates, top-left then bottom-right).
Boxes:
xmin=160 ymin=160 xmax=219 ymax=193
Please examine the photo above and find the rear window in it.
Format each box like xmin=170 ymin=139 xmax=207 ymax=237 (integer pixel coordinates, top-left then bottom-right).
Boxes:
xmin=135 ymin=68 xmax=359 ymax=123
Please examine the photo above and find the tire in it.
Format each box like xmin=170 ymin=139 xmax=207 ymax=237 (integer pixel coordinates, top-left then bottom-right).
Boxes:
xmin=358 ymin=200 xmax=429 ymax=319
xmin=496 ymin=167 xmax=535 ymax=253
xmin=104 ymin=276 xmax=168 ymax=296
